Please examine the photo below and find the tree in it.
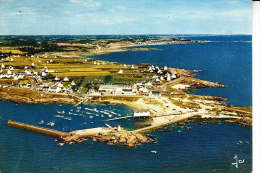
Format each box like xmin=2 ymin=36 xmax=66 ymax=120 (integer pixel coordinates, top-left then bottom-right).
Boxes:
xmin=104 ymin=75 xmax=113 ymax=84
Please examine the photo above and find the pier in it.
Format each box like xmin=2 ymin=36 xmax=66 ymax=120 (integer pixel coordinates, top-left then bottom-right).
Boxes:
xmin=134 ymin=113 xmax=199 ymax=133
xmin=7 ymin=120 xmax=69 ymax=137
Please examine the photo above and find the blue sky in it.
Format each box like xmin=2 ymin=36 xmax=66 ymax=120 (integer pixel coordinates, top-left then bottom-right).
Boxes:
xmin=0 ymin=0 xmax=252 ymax=35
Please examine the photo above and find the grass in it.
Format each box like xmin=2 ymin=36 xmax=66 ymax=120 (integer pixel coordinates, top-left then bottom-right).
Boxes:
xmin=0 ymin=49 xmax=27 ymax=55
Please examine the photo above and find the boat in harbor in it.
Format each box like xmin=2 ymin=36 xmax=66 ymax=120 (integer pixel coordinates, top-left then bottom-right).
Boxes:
xmin=38 ymin=120 xmax=44 ymax=125
xmin=47 ymin=122 xmax=55 ymax=126
xmin=63 ymin=117 xmax=72 ymax=121
xmin=55 ymin=115 xmax=65 ymax=118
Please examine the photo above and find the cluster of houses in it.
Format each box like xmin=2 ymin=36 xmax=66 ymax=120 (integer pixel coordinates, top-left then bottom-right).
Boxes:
xmin=37 ymin=76 xmax=75 ymax=94
xmin=147 ymin=65 xmax=177 ymax=82
xmin=37 ymin=81 xmax=73 ymax=94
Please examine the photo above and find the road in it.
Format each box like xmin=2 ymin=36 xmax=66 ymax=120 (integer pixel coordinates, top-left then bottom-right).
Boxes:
xmin=160 ymin=77 xmax=185 ymax=92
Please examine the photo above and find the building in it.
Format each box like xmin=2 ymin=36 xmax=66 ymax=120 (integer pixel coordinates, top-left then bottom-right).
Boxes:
xmin=149 ymin=91 xmax=161 ymax=97
xmin=133 ymin=109 xmax=150 ymax=119
xmin=98 ymin=85 xmax=135 ymax=95
xmin=118 ymin=69 xmax=123 ymax=74
xmin=63 ymin=77 xmax=70 ymax=82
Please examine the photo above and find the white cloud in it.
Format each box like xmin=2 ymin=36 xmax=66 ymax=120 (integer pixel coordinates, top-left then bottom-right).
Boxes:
xmin=69 ymin=0 xmax=101 ymax=7
xmin=114 ymin=5 xmax=126 ymax=11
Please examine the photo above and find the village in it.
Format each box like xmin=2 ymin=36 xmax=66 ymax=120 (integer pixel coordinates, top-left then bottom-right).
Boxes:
xmin=0 ymin=52 xmax=180 ymax=98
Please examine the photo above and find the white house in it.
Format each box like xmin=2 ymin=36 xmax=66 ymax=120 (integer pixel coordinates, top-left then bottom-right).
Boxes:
xmin=57 ymin=82 xmax=64 ymax=88
xmin=7 ymin=70 xmax=12 ymax=75
xmin=54 ymin=76 xmax=60 ymax=81
xmin=118 ymin=69 xmax=123 ymax=74
xmin=160 ymin=76 xmax=165 ymax=81
xmin=63 ymin=77 xmax=70 ymax=82
xmin=71 ymin=81 xmax=76 ymax=86
xmin=172 ymin=73 xmax=177 ymax=79
xmin=41 ymin=71 xmax=47 ymax=77
xmin=25 ymin=70 xmax=31 ymax=75
xmin=155 ymin=78 xmax=160 ymax=82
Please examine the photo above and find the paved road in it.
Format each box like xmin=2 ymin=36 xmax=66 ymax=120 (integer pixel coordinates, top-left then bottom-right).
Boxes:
xmin=160 ymin=77 xmax=185 ymax=92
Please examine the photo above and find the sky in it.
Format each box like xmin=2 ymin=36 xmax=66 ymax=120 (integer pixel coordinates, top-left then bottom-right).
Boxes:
xmin=0 ymin=0 xmax=252 ymax=35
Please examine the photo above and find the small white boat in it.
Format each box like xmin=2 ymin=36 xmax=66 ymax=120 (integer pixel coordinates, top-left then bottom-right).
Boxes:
xmin=84 ymin=108 xmax=93 ymax=111
xmin=63 ymin=117 xmax=72 ymax=121
xmin=68 ymin=112 xmax=72 ymax=115
xmin=39 ymin=120 xmax=44 ymax=125
xmin=58 ymin=143 xmax=65 ymax=146
xmin=89 ymin=116 xmax=93 ymax=119
xmin=55 ymin=115 xmax=64 ymax=118
xmin=47 ymin=122 xmax=55 ymax=126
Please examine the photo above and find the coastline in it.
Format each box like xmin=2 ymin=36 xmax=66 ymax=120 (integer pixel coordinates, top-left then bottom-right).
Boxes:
xmin=0 ymin=39 xmax=252 ymax=131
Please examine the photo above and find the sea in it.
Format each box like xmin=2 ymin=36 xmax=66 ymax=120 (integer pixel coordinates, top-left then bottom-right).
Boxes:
xmin=0 ymin=35 xmax=252 ymax=172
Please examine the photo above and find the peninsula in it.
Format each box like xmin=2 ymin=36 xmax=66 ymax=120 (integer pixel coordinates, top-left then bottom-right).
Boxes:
xmin=0 ymin=35 xmax=252 ymax=147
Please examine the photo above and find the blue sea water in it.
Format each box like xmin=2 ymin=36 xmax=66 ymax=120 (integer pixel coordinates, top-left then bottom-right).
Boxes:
xmin=0 ymin=100 xmax=252 ymax=173
xmin=90 ymin=35 xmax=252 ymax=106
xmin=0 ymin=35 xmax=252 ymax=172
